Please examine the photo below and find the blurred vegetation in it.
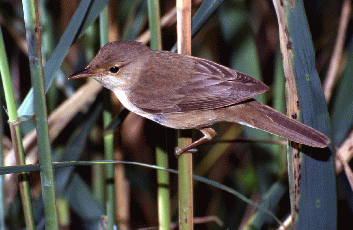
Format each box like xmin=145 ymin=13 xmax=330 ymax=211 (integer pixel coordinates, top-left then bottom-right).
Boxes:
xmin=0 ymin=0 xmax=351 ymax=229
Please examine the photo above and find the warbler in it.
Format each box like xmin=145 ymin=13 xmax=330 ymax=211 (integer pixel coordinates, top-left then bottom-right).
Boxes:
xmin=69 ymin=41 xmax=329 ymax=153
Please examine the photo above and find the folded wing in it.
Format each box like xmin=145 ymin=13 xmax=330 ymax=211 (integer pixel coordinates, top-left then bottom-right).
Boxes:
xmin=130 ymin=52 xmax=269 ymax=114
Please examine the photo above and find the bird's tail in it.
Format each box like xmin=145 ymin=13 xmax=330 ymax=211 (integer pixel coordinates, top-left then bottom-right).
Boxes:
xmin=223 ymin=99 xmax=330 ymax=148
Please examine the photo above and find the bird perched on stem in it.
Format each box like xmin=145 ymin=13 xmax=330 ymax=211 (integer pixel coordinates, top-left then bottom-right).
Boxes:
xmin=69 ymin=41 xmax=330 ymax=154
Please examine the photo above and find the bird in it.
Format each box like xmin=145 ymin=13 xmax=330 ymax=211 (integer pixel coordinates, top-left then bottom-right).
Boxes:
xmin=69 ymin=40 xmax=330 ymax=154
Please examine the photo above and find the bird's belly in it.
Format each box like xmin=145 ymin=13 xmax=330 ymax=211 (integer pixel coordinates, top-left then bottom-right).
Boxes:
xmin=113 ymin=89 xmax=226 ymax=129
xmin=147 ymin=110 xmax=224 ymax=129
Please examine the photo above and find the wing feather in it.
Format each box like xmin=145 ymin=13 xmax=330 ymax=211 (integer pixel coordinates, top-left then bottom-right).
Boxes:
xmin=129 ymin=51 xmax=268 ymax=114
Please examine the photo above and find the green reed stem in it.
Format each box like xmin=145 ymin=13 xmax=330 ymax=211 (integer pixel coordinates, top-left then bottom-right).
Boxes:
xmin=22 ymin=0 xmax=58 ymax=228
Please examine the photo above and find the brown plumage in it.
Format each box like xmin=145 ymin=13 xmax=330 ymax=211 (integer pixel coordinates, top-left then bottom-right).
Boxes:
xmin=69 ymin=41 xmax=330 ymax=150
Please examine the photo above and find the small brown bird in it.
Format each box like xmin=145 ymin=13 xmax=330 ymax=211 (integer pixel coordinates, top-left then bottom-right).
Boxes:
xmin=69 ymin=41 xmax=329 ymax=154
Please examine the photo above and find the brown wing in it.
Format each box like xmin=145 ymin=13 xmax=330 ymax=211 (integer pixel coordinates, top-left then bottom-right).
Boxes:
xmin=129 ymin=51 xmax=269 ymax=114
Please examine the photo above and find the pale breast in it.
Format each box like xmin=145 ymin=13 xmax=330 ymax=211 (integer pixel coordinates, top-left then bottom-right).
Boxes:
xmin=112 ymin=89 xmax=161 ymax=121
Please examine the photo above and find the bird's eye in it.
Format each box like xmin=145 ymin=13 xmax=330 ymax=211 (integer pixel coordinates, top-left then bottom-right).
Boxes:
xmin=109 ymin=66 xmax=120 ymax=73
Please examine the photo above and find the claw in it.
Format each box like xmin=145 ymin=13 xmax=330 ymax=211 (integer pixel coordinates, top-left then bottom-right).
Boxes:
xmin=174 ymin=128 xmax=217 ymax=156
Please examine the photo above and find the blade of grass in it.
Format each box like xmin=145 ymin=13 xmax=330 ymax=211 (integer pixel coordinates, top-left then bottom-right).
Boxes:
xmin=0 ymin=160 xmax=283 ymax=227
xmin=18 ymin=0 xmax=93 ymax=117
xmin=22 ymin=0 xmax=58 ymax=228
xmin=272 ymin=0 xmax=337 ymax=228
xmin=191 ymin=0 xmax=225 ymax=37
xmin=122 ymin=0 xmax=147 ymax=41
xmin=64 ymin=173 xmax=103 ymax=228
xmin=18 ymin=0 xmax=111 ymax=118
xmin=39 ymin=0 xmax=58 ymax=113
xmin=241 ymin=181 xmax=287 ymax=229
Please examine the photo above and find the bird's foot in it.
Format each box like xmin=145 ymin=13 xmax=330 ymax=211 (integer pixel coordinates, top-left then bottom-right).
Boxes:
xmin=174 ymin=128 xmax=217 ymax=156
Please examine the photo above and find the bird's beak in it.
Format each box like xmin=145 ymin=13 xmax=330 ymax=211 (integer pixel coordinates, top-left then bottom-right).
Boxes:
xmin=68 ymin=67 xmax=93 ymax=80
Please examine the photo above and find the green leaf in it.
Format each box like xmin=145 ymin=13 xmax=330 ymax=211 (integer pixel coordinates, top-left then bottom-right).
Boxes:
xmin=282 ymin=1 xmax=336 ymax=229
xmin=64 ymin=174 xmax=103 ymax=228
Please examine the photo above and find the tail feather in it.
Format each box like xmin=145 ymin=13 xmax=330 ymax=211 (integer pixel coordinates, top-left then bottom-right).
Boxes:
xmin=224 ymin=99 xmax=330 ymax=148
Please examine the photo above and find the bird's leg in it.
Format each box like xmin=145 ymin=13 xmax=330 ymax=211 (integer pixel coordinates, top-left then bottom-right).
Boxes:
xmin=175 ymin=128 xmax=217 ymax=156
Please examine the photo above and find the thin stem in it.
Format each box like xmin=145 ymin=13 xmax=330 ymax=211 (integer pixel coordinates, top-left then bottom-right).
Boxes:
xmin=156 ymin=147 xmax=171 ymax=230
xmin=147 ymin=0 xmax=162 ymax=50
xmin=323 ymin=0 xmax=351 ymax=102
xmin=147 ymin=0 xmax=171 ymax=229
xmin=176 ymin=0 xmax=193 ymax=229
xmin=100 ymin=6 xmax=116 ymax=230
xmin=177 ymin=134 xmax=193 ymax=230
xmin=22 ymin=0 xmax=58 ymax=228
xmin=0 ymin=27 xmax=35 ymax=230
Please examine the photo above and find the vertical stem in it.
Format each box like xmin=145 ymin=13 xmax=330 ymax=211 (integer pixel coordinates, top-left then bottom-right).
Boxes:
xmin=22 ymin=0 xmax=58 ymax=229
xmin=156 ymin=147 xmax=171 ymax=230
xmin=100 ymin=6 xmax=116 ymax=230
xmin=177 ymin=131 xmax=193 ymax=230
xmin=177 ymin=0 xmax=192 ymax=55
xmin=176 ymin=1 xmax=193 ymax=228
xmin=103 ymin=104 xmax=115 ymax=230
xmin=147 ymin=0 xmax=171 ymax=229
xmin=0 ymin=27 xmax=35 ymax=229
xmin=147 ymin=0 xmax=162 ymax=50
xmin=322 ymin=0 xmax=351 ymax=102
